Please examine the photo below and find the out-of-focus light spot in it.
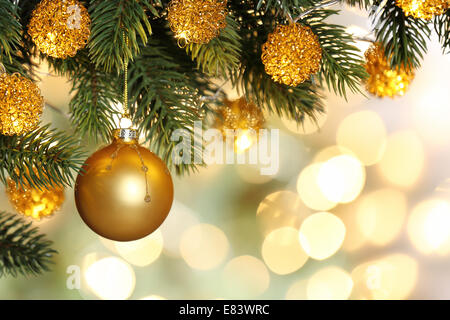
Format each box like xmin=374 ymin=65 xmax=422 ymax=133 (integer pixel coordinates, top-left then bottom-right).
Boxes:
xmin=285 ymin=279 xmax=308 ymax=300
xmin=351 ymin=254 xmax=418 ymax=299
xmin=235 ymin=130 xmax=254 ymax=153
xmin=256 ymin=191 xmax=311 ymax=235
xmin=140 ymin=295 xmax=167 ymax=300
xmin=281 ymin=107 xmax=328 ymax=135
xmin=297 ymin=163 xmax=337 ymax=211
xmin=236 ymin=163 xmax=274 ymax=184
xmin=317 ymin=155 xmax=366 ymax=203
xmin=160 ymin=201 xmax=199 ymax=257
xmin=413 ymin=86 xmax=450 ymax=146
xmin=84 ymin=256 xmax=136 ymax=300
xmin=180 ymin=224 xmax=229 ymax=270
xmin=261 ymin=227 xmax=308 ymax=275
xmin=377 ymin=131 xmax=424 ymax=188
xmin=408 ymin=199 xmax=450 ymax=255
xmin=299 ymin=212 xmax=346 ymax=260
xmin=336 ymin=111 xmax=387 ymax=166
xmin=313 ymin=145 xmax=356 ymax=164
xmin=114 ymin=230 xmax=163 ymax=267
xmin=356 ymin=189 xmax=407 ymax=246
xmin=307 ymin=267 xmax=353 ymax=300
xmin=222 ymin=255 xmax=270 ymax=299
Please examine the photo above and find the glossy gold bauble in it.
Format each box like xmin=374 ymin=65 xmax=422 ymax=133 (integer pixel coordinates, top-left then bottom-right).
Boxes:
xmin=6 ymin=176 xmax=65 ymax=220
xmin=28 ymin=0 xmax=91 ymax=59
xmin=167 ymin=0 xmax=228 ymax=44
xmin=261 ymin=23 xmax=322 ymax=87
xmin=0 ymin=73 xmax=44 ymax=136
xmin=364 ymin=42 xmax=415 ymax=98
xmin=74 ymin=129 xmax=174 ymax=241
xmin=396 ymin=0 xmax=449 ymax=20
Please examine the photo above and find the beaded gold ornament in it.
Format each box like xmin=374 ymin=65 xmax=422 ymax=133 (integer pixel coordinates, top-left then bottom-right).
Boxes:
xmin=167 ymin=0 xmax=228 ymax=44
xmin=261 ymin=23 xmax=322 ymax=87
xmin=28 ymin=0 xmax=91 ymax=59
xmin=6 ymin=177 xmax=65 ymax=220
xmin=0 ymin=71 xmax=44 ymax=136
xmin=396 ymin=0 xmax=449 ymax=20
xmin=364 ymin=43 xmax=415 ymax=98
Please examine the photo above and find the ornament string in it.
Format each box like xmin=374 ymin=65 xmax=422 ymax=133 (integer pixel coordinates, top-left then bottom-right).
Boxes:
xmin=122 ymin=32 xmax=129 ymax=119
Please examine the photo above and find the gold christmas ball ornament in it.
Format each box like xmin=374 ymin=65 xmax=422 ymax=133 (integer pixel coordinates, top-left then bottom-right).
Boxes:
xmin=364 ymin=43 xmax=415 ymax=98
xmin=261 ymin=23 xmax=322 ymax=87
xmin=396 ymin=0 xmax=449 ymax=20
xmin=28 ymin=0 xmax=91 ymax=59
xmin=74 ymin=128 xmax=174 ymax=242
xmin=6 ymin=177 xmax=65 ymax=220
xmin=167 ymin=0 xmax=228 ymax=44
xmin=0 ymin=73 xmax=44 ymax=136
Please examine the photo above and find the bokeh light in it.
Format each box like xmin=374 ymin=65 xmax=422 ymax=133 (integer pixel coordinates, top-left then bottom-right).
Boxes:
xmin=336 ymin=110 xmax=387 ymax=166
xmin=281 ymin=106 xmax=328 ymax=135
xmin=317 ymin=155 xmax=366 ymax=203
xmin=306 ymin=267 xmax=353 ymax=300
xmin=285 ymin=279 xmax=308 ymax=300
xmin=261 ymin=227 xmax=308 ymax=275
xmin=356 ymin=189 xmax=407 ymax=246
xmin=256 ymin=190 xmax=311 ymax=235
xmin=222 ymin=255 xmax=270 ymax=299
xmin=377 ymin=131 xmax=425 ymax=188
xmin=299 ymin=212 xmax=346 ymax=260
xmin=312 ymin=145 xmax=357 ymax=164
xmin=140 ymin=295 xmax=167 ymax=300
xmin=407 ymin=198 xmax=450 ymax=255
xmin=351 ymin=254 xmax=418 ymax=299
xmin=84 ymin=256 xmax=136 ymax=300
xmin=297 ymin=163 xmax=337 ymax=211
xmin=114 ymin=230 xmax=163 ymax=267
xmin=180 ymin=224 xmax=229 ymax=270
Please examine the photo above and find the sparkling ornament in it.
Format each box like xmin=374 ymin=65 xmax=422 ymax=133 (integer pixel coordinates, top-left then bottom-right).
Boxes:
xmin=0 ymin=72 xmax=44 ymax=136
xmin=74 ymin=128 xmax=174 ymax=242
xmin=6 ymin=176 xmax=65 ymax=220
xmin=364 ymin=42 xmax=415 ymax=98
xmin=216 ymin=97 xmax=265 ymax=152
xmin=28 ymin=0 xmax=91 ymax=59
xmin=261 ymin=23 xmax=322 ymax=87
xmin=396 ymin=0 xmax=449 ymax=20
xmin=167 ymin=0 xmax=228 ymax=44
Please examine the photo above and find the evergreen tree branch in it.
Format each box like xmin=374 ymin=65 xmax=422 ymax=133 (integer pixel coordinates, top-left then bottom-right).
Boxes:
xmin=434 ymin=9 xmax=450 ymax=54
xmin=0 ymin=125 xmax=86 ymax=190
xmin=0 ymin=0 xmax=22 ymax=63
xmin=0 ymin=211 xmax=57 ymax=277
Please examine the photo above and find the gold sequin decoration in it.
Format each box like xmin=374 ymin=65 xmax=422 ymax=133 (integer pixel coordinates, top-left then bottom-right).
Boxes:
xmin=261 ymin=23 xmax=322 ymax=87
xmin=6 ymin=177 xmax=65 ymax=221
xmin=167 ymin=0 xmax=228 ymax=44
xmin=216 ymin=97 xmax=265 ymax=133
xmin=396 ymin=0 xmax=449 ymax=20
xmin=0 ymin=73 xmax=44 ymax=136
xmin=364 ymin=43 xmax=415 ymax=98
xmin=28 ymin=0 xmax=91 ymax=59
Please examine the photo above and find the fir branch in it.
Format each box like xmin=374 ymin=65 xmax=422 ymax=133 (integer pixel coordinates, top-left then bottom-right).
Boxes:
xmin=185 ymin=16 xmax=242 ymax=77
xmin=434 ymin=10 xmax=450 ymax=54
xmin=88 ymin=0 xmax=159 ymax=73
xmin=0 ymin=0 xmax=22 ymax=62
xmin=370 ymin=0 xmax=431 ymax=69
xmin=0 ymin=125 xmax=85 ymax=190
xmin=339 ymin=0 xmax=373 ymax=9
xmin=301 ymin=9 xmax=368 ymax=97
xmin=0 ymin=211 xmax=57 ymax=277
xmin=128 ymin=41 xmax=205 ymax=175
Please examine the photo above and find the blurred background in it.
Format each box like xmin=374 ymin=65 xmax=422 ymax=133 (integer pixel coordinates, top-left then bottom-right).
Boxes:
xmin=1 ymin=4 xmax=450 ymax=300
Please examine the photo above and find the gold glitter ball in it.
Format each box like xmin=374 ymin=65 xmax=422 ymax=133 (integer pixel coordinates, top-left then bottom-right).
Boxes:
xmin=6 ymin=177 xmax=65 ymax=221
xmin=167 ymin=0 xmax=228 ymax=44
xmin=28 ymin=0 xmax=91 ymax=59
xmin=396 ymin=0 xmax=449 ymax=20
xmin=216 ymin=97 xmax=265 ymax=132
xmin=261 ymin=23 xmax=322 ymax=87
xmin=364 ymin=43 xmax=415 ymax=98
xmin=0 ymin=73 xmax=44 ymax=136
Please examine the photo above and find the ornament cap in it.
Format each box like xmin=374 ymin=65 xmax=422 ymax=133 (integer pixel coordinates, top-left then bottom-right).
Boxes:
xmin=113 ymin=128 xmax=137 ymax=141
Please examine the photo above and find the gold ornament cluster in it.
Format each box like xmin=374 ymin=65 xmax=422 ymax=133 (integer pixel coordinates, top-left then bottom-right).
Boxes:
xmin=262 ymin=23 xmax=322 ymax=87
xmin=0 ymin=73 xmax=44 ymax=136
xmin=28 ymin=0 xmax=91 ymax=59
xmin=6 ymin=177 xmax=65 ymax=220
xmin=364 ymin=43 xmax=415 ymax=98
xmin=395 ymin=0 xmax=449 ymax=20
xmin=216 ymin=97 xmax=265 ymax=133
xmin=167 ymin=0 xmax=228 ymax=44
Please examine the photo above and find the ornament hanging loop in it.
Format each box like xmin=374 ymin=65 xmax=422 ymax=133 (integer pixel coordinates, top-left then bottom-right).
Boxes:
xmin=122 ymin=32 xmax=130 ymax=120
